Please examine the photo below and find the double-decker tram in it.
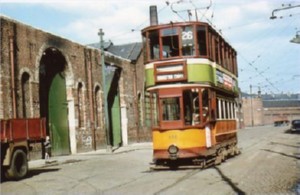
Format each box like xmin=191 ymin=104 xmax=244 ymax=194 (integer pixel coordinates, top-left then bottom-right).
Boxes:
xmin=142 ymin=7 xmax=240 ymax=169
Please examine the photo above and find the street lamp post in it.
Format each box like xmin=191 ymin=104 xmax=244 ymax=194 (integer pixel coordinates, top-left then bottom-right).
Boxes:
xmin=98 ymin=29 xmax=112 ymax=152
xmin=270 ymin=4 xmax=300 ymax=44
xmin=290 ymin=31 xmax=300 ymax=44
xmin=270 ymin=4 xmax=300 ymax=20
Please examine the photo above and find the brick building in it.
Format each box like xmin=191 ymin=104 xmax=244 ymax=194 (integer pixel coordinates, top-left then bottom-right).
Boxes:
xmin=0 ymin=16 xmax=150 ymax=158
xmin=242 ymin=93 xmax=300 ymax=127
xmin=242 ymin=97 xmax=264 ymax=126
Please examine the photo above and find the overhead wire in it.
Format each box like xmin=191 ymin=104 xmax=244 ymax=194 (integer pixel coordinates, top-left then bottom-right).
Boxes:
xmin=230 ymin=13 xmax=299 ymax=94
xmin=105 ymin=2 xmax=171 ymax=42
xmin=105 ymin=1 xmax=299 ymax=94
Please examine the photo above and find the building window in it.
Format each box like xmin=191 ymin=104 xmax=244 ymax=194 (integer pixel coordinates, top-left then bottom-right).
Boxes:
xmin=137 ymin=92 xmax=144 ymax=127
xmin=77 ymin=82 xmax=84 ymax=128
xmin=94 ymin=86 xmax=102 ymax=128
xmin=21 ymin=72 xmax=30 ymax=118
xmin=144 ymin=92 xmax=152 ymax=127
xmin=152 ymin=92 xmax=159 ymax=126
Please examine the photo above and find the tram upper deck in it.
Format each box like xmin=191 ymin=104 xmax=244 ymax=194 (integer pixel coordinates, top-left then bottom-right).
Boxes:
xmin=142 ymin=21 xmax=238 ymax=95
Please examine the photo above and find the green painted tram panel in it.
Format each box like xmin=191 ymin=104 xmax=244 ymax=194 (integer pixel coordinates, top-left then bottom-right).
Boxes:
xmin=111 ymin=92 xmax=121 ymax=146
xmin=187 ymin=64 xmax=214 ymax=83
xmin=48 ymin=73 xmax=70 ymax=155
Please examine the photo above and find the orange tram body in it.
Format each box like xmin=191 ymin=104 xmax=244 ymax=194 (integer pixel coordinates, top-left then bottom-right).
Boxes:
xmin=142 ymin=7 xmax=240 ymax=169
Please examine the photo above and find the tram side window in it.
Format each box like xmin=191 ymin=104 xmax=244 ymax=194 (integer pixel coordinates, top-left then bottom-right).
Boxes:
xmin=218 ymin=99 xmax=225 ymax=119
xmin=142 ymin=36 xmax=148 ymax=63
xmin=149 ymin=30 xmax=160 ymax=60
xmin=161 ymin=28 xmax=179 ymax=58
xmin=225 ymin=101 xmax=229 ymax=119
xmin=162 ymin=97 xmax=180 ymax=121
xmin=214 ymin=37 xmax=220 ymax=65
xmin=181 ymin=26 xmax=195 ymax=56
xmin=219 ymin=41 xmax=223 ymax=66
xmin=202 ymin=89 xmax=209 ymax=122
xmin=183 ymin=90 xmax=199 ymax=125
xmin=197 ymin=26 xmax=207 ymax=56
xmin=210 ymin=90 xmax=216 ymax=120
xmin=216 ymin=98 xmax=220 ymax=119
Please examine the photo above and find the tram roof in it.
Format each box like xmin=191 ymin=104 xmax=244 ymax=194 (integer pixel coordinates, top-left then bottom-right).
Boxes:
xmin=263 ymin=100 xmax=300 ymax=108
xmin=141 ymin=20 xmax=236 ymax=52
xmin=142 ymin=21 xmax=210 ymax=31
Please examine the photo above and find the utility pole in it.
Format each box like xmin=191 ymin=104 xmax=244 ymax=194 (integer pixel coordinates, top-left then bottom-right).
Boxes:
xmin=98 ymin=29 xmax=112 ymax=152
xmin=250 ymin=85 xmax=254 ymax=127
xmin=86 ymin=49 xmax=96 ymax=151
xmin=9 ymin=32 xmax=16 ymax=118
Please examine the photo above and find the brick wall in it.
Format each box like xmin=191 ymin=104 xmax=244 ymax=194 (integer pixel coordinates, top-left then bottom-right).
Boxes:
xmin=242 ymin=97 xmax=300 ymax=126
xmin=242 ymin=97 xmax=264 ymax=126
xmin=0 ymin=16 xmax=147 ymax=157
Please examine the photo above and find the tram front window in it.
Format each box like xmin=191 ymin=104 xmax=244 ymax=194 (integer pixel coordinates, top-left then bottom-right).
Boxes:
xmin=183 ymin=90 xmax=199 ymax=125
xmin=181 ymin=26 xmax=195 ymax=56
xmin=149 ymin=30 xmax=160 ymax=60
xmin=161 ymin=28 xmax=179 ymax=58
xmin=162 ymin=97 xmax=180 ymax=121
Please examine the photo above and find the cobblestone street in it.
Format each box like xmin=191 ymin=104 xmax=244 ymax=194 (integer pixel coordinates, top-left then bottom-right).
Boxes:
xmin=1 ymin=125 xmax=299 ymax=195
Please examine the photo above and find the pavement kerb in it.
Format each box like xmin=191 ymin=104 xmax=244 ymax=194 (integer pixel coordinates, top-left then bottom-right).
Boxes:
xmin=29 ymin=142 xmax=153 ymax=169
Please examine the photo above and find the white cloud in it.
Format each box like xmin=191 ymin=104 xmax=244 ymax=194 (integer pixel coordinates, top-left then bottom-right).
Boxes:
xmin=45 ymin=0 xmax=168 ymax=44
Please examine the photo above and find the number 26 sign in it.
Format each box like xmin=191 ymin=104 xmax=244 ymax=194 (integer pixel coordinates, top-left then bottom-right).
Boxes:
xmin=182 ymin=31 xmax=193 ymax=40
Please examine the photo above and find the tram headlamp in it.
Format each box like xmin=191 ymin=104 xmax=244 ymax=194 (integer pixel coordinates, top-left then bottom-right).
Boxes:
xmin=168 ymin=145 xmax=179 ymax=154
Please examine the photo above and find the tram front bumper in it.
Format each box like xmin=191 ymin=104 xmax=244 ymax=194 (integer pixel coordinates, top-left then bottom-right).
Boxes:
xmin=154 ymin=146 xmax=208 ymax=160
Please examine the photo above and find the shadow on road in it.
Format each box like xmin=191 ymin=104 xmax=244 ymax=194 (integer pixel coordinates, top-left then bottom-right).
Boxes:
xmin=214 ymin=166 xmax=246 ymax=195
xmin=1 ymin=168 xmax=60 ymax=183
xmin=284 ymin=129 xmax=300 ymax=135
xmin=261 ymin=149 xmax=300 ymax=160
xmin=269 ymin=141 xmax=300 ymax=148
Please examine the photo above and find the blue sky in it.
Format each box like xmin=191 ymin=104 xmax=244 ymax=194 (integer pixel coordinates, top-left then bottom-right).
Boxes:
xmin=1 ymin=0 xmax=300 ymax=94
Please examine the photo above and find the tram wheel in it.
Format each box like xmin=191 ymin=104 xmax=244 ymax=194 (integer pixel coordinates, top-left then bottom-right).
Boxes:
xmin=215 ymin=147 xmax=227 ymax=165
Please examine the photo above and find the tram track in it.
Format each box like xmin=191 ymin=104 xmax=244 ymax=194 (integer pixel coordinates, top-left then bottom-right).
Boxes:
xmin=153 ymin=169 xmax=201 ymax=195
xmin=1 ymin=126 xmax=297 ymax=195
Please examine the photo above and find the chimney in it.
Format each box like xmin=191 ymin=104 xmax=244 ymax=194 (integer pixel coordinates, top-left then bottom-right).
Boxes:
xmin=150 ymin=5 xmax=158 ymax=26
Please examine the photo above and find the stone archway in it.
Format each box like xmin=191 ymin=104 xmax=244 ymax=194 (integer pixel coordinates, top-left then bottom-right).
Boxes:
xmin=39 ymin=47 xmax=70 ymax=156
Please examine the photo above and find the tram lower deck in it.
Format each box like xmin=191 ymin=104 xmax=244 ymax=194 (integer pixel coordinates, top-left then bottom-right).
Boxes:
xmin=148 ymin=85 xmax=240 ymax=168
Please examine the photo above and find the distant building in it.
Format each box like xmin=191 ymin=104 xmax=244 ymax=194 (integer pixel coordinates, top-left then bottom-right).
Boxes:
xmin=242 ymin=92 xmax=300 ymax=126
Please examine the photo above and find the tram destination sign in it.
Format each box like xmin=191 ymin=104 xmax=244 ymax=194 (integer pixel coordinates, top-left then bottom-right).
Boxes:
xmin=216 ymin=70 xmax=235 ymax=89
xmin=155 ymin=62 xmax=187 ymax=83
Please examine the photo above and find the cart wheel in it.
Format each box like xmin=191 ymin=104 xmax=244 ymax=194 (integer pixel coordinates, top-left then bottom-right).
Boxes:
xmin=5 ymin=149 xmax=28 ymax=180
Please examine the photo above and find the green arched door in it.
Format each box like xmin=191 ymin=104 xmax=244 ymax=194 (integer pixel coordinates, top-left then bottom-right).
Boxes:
xmin=106 ymin=66 xmax=122 ymax=147
xmin=111 ymin=89 xmax=121 ymax=146
xmin=49 ymin=73 xmax=70 ymax=155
